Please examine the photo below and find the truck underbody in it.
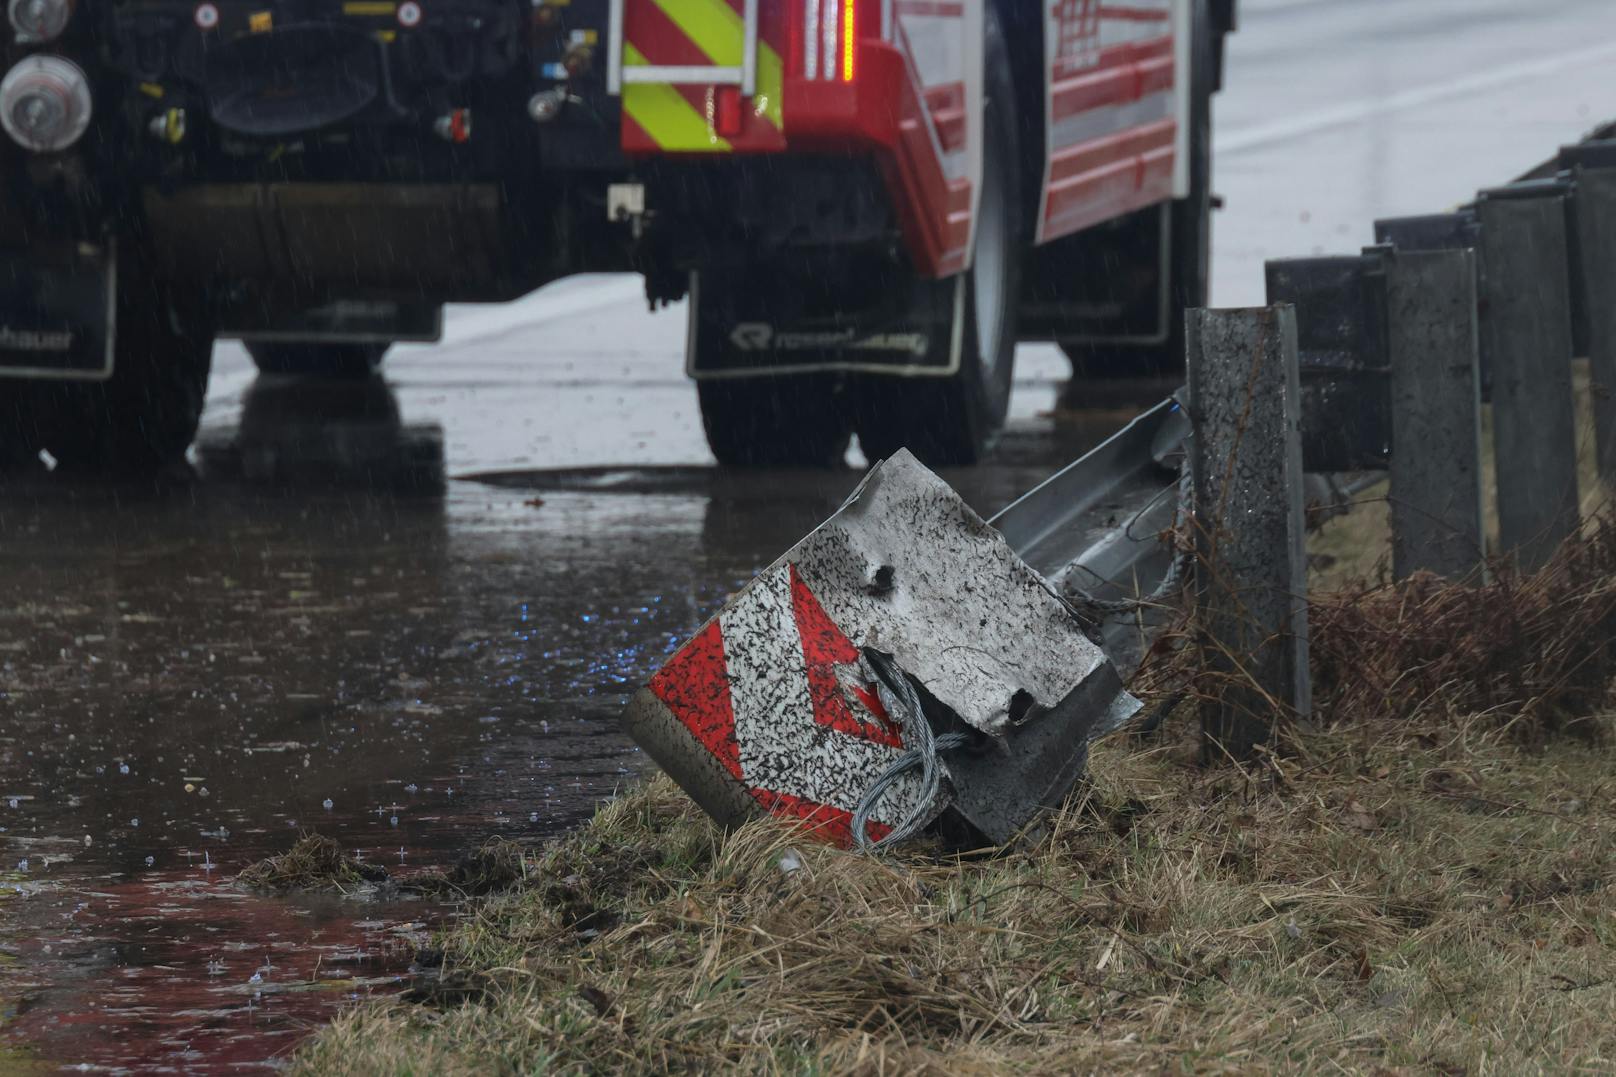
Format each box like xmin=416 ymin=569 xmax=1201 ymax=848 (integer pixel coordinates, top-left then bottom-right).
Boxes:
xmin=0 ymin=0 xmax=1233 ymax=473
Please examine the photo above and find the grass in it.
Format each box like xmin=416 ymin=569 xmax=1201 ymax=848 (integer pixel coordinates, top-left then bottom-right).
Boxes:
xmin=294 ymin=722 xmax=1616 ymax=1074
xmin=237 ymin=834 xmax=391 ymax=896
xmin=293 ymin=686 xmax=1616 ymax=1072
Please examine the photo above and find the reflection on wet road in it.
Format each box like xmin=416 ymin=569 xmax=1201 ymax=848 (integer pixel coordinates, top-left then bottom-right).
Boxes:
xmin=0 ymin=471 xmax=743 ymax=1067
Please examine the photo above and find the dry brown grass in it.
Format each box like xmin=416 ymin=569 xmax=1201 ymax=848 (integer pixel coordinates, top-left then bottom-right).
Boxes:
xmin=1309 ymin=519 xmax=1616 ymax=744
xmin=294 ymin=701 xmax=1616 ymax=1073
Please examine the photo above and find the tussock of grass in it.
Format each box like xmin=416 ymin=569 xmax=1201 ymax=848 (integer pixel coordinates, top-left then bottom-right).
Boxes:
xmin=408 ymin=838 xmax=531 ymax=898
xmin=239 ymin=835 xmax=532 ymax=900
xmin=236 ymin=834 xmax=388 ymax=895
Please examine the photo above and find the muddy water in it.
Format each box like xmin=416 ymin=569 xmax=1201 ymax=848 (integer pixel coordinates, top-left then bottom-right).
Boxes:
xmin=0 ymin=375 xmax=1103 ymax=1070
xmin=0 ymin=477 xmax=781 ymax=1070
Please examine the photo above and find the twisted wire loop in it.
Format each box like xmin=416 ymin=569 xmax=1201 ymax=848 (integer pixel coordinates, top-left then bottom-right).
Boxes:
xmin=1063 ymin=465 xmax=1195 ymax=618
xmin=851 ymin=650 xmax=972 ymax=853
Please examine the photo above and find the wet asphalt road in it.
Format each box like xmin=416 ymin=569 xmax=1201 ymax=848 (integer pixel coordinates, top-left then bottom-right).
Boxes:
xmin=7 ymin=0 xmax=1616 ymax=1068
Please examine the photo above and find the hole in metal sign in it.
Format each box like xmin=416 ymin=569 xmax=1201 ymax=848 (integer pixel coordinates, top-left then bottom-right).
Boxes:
xmin=866 ymin=564 xmax=896 ymax=596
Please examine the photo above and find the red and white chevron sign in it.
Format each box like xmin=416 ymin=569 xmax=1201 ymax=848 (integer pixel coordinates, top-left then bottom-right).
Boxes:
xmin=626 ymin=450 xmax=1131 ymax=849
xmin=644 ymin=561 xmax=935 ymax=847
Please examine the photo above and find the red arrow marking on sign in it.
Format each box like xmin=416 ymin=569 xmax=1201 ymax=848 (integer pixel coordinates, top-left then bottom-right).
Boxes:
xmin=649 ymin=563 xmax=921 ymax=848
xmin=751 ymin=788 xmax=892 ymax=846
xmin=789 ymin=564 xmax=904 ymax=749
xmin=647 ymin=620 xmax=742 ymax=781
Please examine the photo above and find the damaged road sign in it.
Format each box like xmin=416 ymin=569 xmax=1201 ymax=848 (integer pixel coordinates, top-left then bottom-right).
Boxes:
xmin=624 ymin=450 xmax=1140 ymax=848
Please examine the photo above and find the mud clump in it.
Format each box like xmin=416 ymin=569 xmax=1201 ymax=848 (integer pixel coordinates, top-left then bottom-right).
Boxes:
xmin=408 ymin=837 xmax=529 ymax=898
xmin=237 ymin=835 xmax=536 ymax=900
xmin=236 ymin=834 xmax=389 ymax=895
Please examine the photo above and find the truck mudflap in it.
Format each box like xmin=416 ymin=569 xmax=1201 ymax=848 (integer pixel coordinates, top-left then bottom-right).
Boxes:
xmin=0 ymin=245 xmax=115 ymax=382
xmin=686 ymin=264 xmax=965 ymax=379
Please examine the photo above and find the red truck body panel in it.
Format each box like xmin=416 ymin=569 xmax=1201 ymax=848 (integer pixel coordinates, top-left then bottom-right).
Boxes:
xmin=614 ymin=0 xmax=1187 ymax=278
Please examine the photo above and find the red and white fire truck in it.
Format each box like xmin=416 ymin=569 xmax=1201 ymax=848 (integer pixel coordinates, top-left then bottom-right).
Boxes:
xmin=0 ymin=0 xmax=1235 ymax=473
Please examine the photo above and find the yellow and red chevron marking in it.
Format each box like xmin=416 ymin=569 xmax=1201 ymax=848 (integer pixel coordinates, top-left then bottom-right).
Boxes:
xmin=621 ymin=0 xmax=787 ymax=153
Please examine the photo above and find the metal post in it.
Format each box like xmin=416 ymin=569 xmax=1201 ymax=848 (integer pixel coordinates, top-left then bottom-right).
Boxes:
xmin=1265 ymin=254 xmax=1392 ymax=473
xmin=1187 ymin=305 xmax=1311 ymax=762
xmin=1476 ymin=188 xmax=1581 ymax=572
xmin=1382 ymin=247 xmax=1487 ymax=581
xmin=1570 ymin=166 xmax=1616 ymax=483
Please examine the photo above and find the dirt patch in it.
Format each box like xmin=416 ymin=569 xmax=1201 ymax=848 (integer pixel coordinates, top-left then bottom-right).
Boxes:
xmin=407 ymin=838 xmax=531 ymax=898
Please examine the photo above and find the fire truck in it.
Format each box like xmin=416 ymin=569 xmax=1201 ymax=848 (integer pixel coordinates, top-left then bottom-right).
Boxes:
xmin=0 ymin=0 xmax=1236 ymax=474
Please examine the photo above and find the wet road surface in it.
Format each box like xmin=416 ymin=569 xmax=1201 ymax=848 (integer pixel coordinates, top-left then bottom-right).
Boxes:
xmin=0 ymin=416 xmax=1116 ymax=1070
xmin=7 ymin=0 xmax=1616 ymax=1068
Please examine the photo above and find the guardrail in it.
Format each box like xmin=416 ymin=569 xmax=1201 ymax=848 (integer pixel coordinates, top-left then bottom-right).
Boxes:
xmin=995 ymin=130 xmax=1616 ymax=763
xmin=628 ymin=126 xmax=1616 ymax=849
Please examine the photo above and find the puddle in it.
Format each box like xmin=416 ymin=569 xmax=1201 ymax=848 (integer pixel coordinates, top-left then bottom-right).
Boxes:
xmin=0 ymin=478 xmax=774 ymax=1070
xmin=0 ymin=381 xmax=1089 ymax=1069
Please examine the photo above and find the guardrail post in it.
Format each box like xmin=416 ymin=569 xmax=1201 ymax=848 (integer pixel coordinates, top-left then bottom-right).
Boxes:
xmin=1374 ymin=211 xmax=1485 ymax=387
xmin=1265 ymin=254 xmax=1392 ymax=473
xmin=1381 ymin=247 xmax=1487 ymax=581
xmin=1568 ymin=162 xmax=1616 ymax=483
xmin=1476 ymin=186 xmax=1581 ymax=572
xmin=1186 ymin=305 xmax=1311 ymax=762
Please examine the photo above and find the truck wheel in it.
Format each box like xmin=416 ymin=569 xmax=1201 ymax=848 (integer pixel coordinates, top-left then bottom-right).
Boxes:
xmin=1060 ymin=0 xmax=1213 ymax=380
xmin=2 ymin=281 xmax=213 ymax=477
xmin=698 ymin=377 xmax=851 ymax=468
xmin=246 ymin=342 xmax=389 ymax=379
xmin=854 ymin=6 xmax=1021 ymax=467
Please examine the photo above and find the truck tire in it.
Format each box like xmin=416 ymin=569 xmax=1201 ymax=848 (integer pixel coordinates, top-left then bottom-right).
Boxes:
xmin=698 ymin=376 xmax=851 ymax=468
xmin=2 ymin=315 xmax=211 ymax=475
xmin=854 ymin=6 xmax=1021 ymax=467
xmin=1060 ymin=0 xmax=1213 ymax=380
xmin=1 ymin=273 xmax=213 ymax=478
xmin=246 ymin=342 xmax=389 ymax=379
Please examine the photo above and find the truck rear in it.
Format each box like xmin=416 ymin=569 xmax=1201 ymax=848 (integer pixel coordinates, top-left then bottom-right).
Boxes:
xmin=0 ymin=0 xmax=1234 ymax=474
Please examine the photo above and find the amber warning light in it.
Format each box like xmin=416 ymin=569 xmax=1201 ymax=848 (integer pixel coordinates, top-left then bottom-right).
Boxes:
xmin=800 ymin=0 xmax=857 ymax=83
